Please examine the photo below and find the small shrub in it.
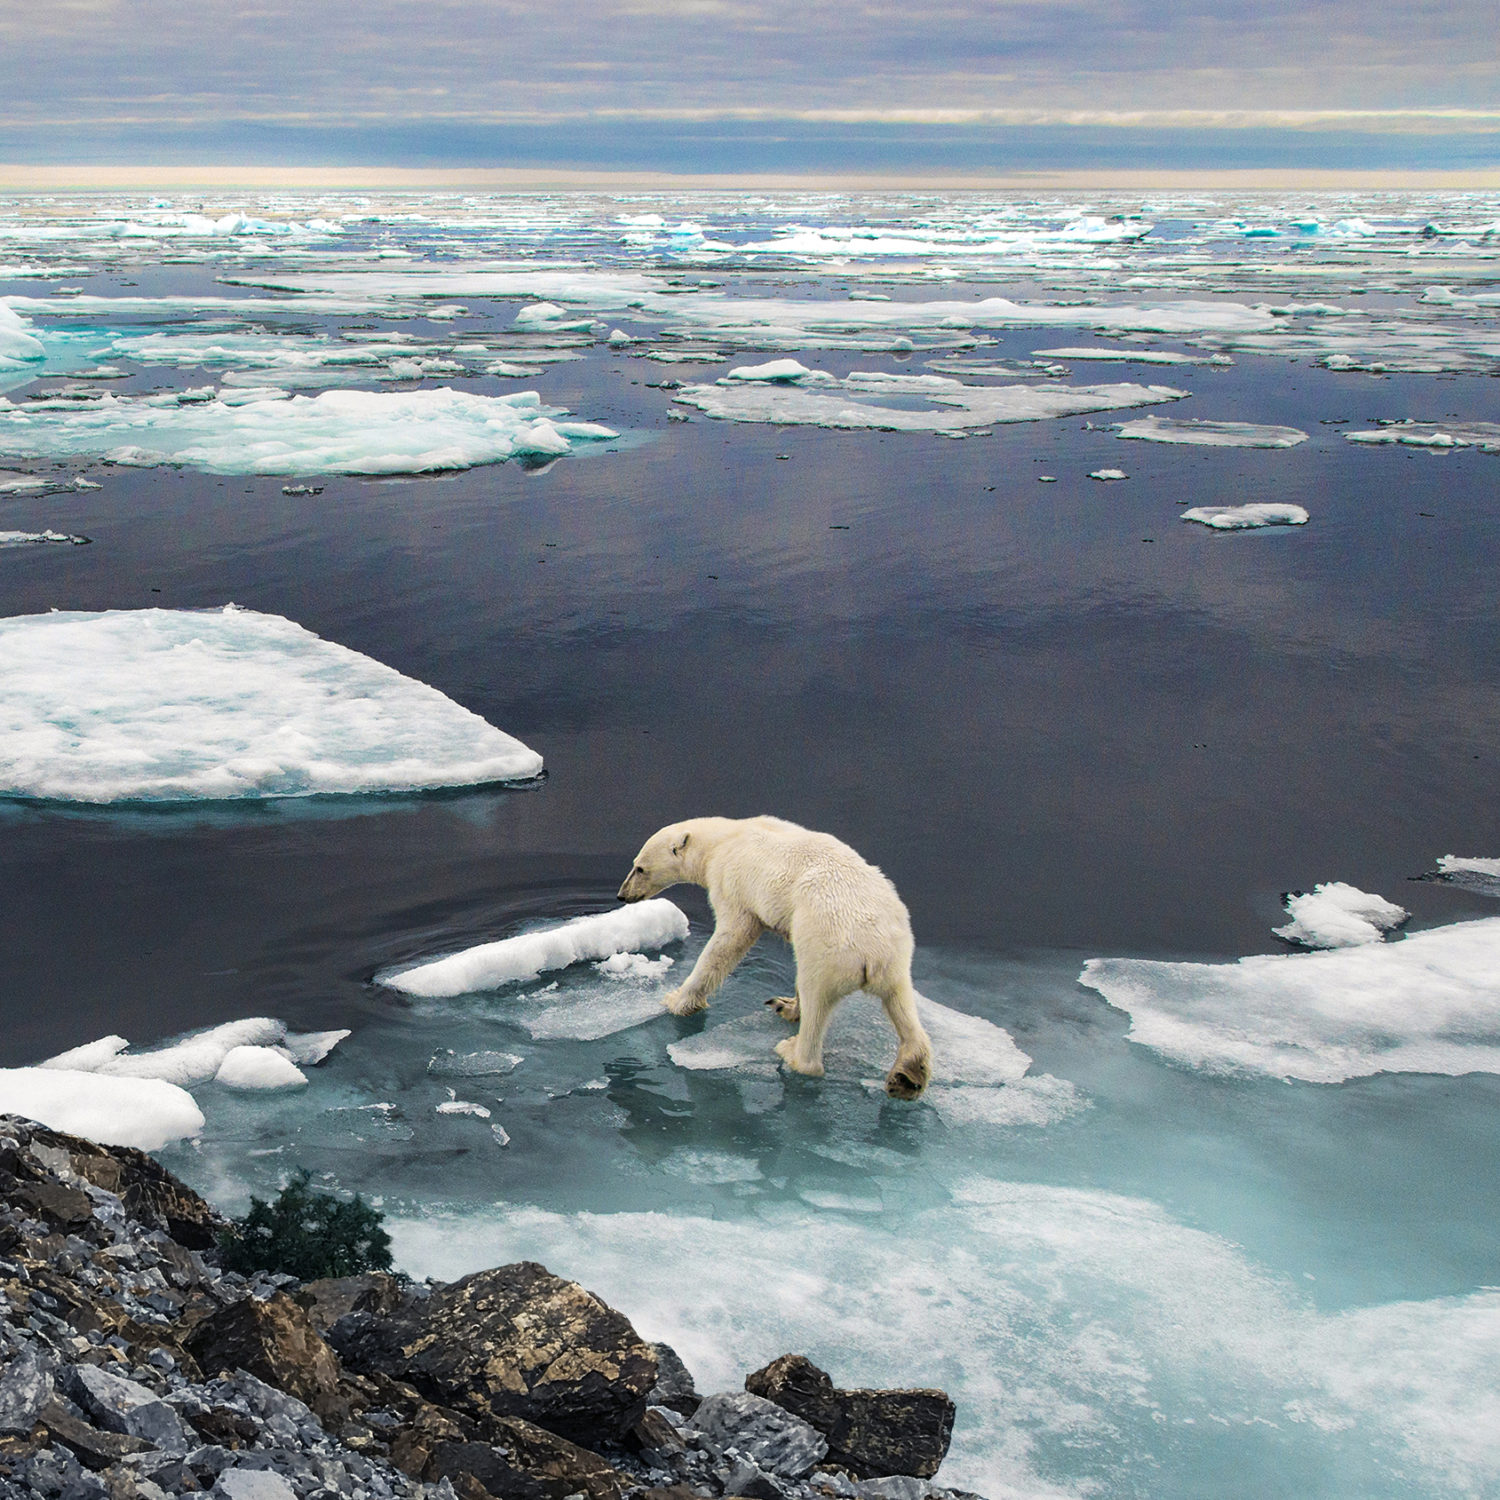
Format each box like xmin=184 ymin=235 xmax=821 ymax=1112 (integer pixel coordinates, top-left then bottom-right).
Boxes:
xmin=219 ymin=1170 xmax=393 ymax=1281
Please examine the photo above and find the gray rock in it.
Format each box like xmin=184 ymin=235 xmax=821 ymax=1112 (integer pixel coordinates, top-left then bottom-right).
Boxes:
xmin=120 ymin=1398 xmax=194 ymax=1455
xmin=214 ymin=1471 xmax=300 ymax=1500
xmin=852 ymin=1480 xmax=930 ymax=1500
xmin=0 ymin=1345 xmax=55 ymax=1433
xmin=63 ymin=1364 xmax=158 ymax=1430
xmin=688 ymin=1391 xmax=828 ymax=1479
xmin=645 ymin=1341 xmax=700 ymax=1417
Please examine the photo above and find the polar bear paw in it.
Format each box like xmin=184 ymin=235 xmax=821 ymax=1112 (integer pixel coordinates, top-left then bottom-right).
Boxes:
xmin=765 ymin=995 xmax=800 ymax=1023
xmin=662 ymin=987 xmax=708 ymax=1016
xmin=774 ymin=1037 xmax=825 ymax=1076
xmin=884 ymin=1054 xmax=931 ymax=1100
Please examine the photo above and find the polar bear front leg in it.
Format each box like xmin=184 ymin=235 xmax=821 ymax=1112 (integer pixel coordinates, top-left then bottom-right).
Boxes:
xmin=766 ymin=993 xmax=800 ymax=1022
xmin=661 ymin=914 xmax=763 ymax=1015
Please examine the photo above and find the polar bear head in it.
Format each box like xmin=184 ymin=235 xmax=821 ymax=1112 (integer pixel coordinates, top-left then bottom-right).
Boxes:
xmin=617 ymin=822 xmax=695 ymax=901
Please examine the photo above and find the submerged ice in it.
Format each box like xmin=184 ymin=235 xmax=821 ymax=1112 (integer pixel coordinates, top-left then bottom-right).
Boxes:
xmin=1117 ymin=414 xmax=1308 ymax=448
xmin=0 ymin=605 xmax=543 ymax=802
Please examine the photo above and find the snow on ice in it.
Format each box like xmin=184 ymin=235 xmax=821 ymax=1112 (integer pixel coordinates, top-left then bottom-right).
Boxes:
xmin=1273 ymin=883 xmax=1409 ymax=949
xmin=1117 ymin=415 xmax=1308 ymax=448
xmin=1181 ymin=504 xmax=1309 ymax=530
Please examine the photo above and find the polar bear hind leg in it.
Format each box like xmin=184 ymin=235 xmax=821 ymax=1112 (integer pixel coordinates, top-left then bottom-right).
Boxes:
xmin=875 ymin=975 xmax=933 ymax=1099
xmin=766 ymin=992 xmax=800 ymax=1022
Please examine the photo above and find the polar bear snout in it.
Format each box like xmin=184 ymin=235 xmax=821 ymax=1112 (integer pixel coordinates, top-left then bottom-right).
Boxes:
xmin=617 ymin=864 xmax=654 ymax=902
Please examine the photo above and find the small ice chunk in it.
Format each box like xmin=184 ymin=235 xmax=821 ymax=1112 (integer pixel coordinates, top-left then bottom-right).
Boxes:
xmin=1181 ymin=504 xmax=1309 ymax=530
xmin=281 ymin=1029 xmax=350 ymax=1065
xmin=436 ymin=1098 xmax=491 ymax=1118
xmin=0 ymin=1068 xmax=203 ymax=1150
xmin=491 ymin=1123 xmax=511 ymax=1146
xmin=380 ymin=899 xmax=690 ymax=997
xmin=427 ymin=1048 xmax=523 ymax=1077
xmin=595 ymin=951 xmax=674 ymax=979
xmin=1089 ymin=468 xmax=1128 ymax=480
xmin=214 ymin=1046 xmax=308 ymax=1090
xmin=1117 ymin=415 xmax=1308 ymax=448
xmin=1273 ymin=883 xmax=1409 ymax=949
xmin=0 ymin=530 xmax=90 ymax=548
xmin=1345 ymin=422 xmax=1500 ymax=453
xmin=1432 ymin=856 xmax=1500 ymax=898
xmin=722 ymin=359 xmax=821 ymax=383
xmin=607 ymin=329 xmax=632 ymax=346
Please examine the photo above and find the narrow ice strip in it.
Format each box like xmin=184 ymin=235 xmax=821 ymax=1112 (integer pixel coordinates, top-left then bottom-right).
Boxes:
xmin=380 ymin=900 xmax=690 ymax=997
xmin=1181 ymin=504 xmax=1309 ymax=530
xmin=1038 ymin=346 xmax=1220 ymax=365
xmin=1273 ymin=883 xmax=1408 ymax=949
xmin=1079 ymin=915 xmax=1500 ymax=1082
xmin=1345 ymin=421 xmax=1500 ymax=453
xmin=1117 ymin=415 xmax=1308 ymax=448
xmin=0 ymin=530 xmax=89 ymax=548
xmin=674 ymin=375 xmax=1185 ymax=434
xmin=0 ymin=386 xmax=618 ymax=477
xmin=0 ymin=1069 xmax=204 ymax=1151
xmin=0 ymin=605 xmax=542 ymax=801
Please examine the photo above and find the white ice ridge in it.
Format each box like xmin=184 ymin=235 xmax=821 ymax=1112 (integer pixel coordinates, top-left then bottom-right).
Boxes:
xmin=731 ymin=217 xmax=1152 ymax=256
xmin=1273 ymin=883 xmax=1409 ymax=949
xmin=674 ymin=371 xmax=1186 ymax=435
xmin=1345 ymin=421 xmax=1500 ymax=453
xmin=0 ymin=303 xmax=45 ymax=372
xmin=0 ymin=387 xmax=618 ymax=477
xmin=1079 ymin=915 xmax=1500 ymax=1083
xmin=1181 ymin=504 xmax=1309 ymax=531
xmin=0 ymin=605 xmax=543 ymax=802
xmin=1116 ymin=415 xmax=1308 ymax=448
xmin=41 ymin=1017 xmax=348 ymax=1089
xmin=669 ymin=992 xmax=1082 ymax=1127
xmin=380 ymin=900 xmax=691 ymax=997
xmin=0 ymin=530 xmax=89 ymax=548
xmin=0 ymin=1070 xmax=204 ymax=1151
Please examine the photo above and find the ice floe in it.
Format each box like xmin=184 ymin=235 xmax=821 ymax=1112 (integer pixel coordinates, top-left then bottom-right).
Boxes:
xmin=379 ymin=900 xmax=691 ymax=997
xmin=1117 ymin=415 xmax=1308 ymax=448
xmin=1428 ymin=855 xmax=1500 ymax=899
xmin=1345 ymin=421 xmax=1500 ymax=453
xmin=1088 ymin=468 xmax=1128 ymax=481
xmin=0 ymin=1069 xmax=204 ymax=1151
xmin=1181 ymin=504 xmax=1309 ymax=530
xmin=214 ymin=1046 xmax=310 ymax=1091
xmin=1079 ymin=915 xmax=1500 ymax=1082
xmin=0 ymin=529 xmax=89 ymax=548
xmin=674 ymin=372 xmax=1185 ymax=435
xmin=1036 ymin=346 xmax=1227 ymax=365
xmin=0 ymin=303 xmax=45 ymax=372
xmin=1273 ymin=883 xmax=1409 ymax=949
xmin=0 ymin=386 xmax=618 ymax=476
xmin=0 ymin=605 xmax=542 ymax=801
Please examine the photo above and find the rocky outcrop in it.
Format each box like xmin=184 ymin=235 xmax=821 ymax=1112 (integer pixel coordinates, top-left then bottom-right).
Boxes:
xmin=746 ymin=1353 xmax=955 ymax=1479
xmin=0 ymin=1114 xmax=982 ymax=1500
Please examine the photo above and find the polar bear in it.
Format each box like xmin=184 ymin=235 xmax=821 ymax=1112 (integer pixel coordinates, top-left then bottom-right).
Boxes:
xmin=617 ymin=816 xmax=932 ymax=1098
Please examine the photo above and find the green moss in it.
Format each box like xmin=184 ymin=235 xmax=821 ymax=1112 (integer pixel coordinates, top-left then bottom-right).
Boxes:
xmin=219 ymin=1170 xmax=394 ymax=1281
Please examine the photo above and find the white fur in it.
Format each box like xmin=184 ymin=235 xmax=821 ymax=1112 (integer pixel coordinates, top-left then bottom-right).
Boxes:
xmin=618 ymin=816 xmax=933 ymax=1097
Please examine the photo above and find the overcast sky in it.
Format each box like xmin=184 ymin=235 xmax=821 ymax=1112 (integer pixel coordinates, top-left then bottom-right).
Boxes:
xmin=2 ymin=0 xmax=1496 ymax=171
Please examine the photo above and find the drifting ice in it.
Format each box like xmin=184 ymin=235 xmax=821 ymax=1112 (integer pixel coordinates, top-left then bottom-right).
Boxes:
xmin=1273 ymin=883 xmax=1409 ymax=948
xmin=0 ymin=304 xmax=45 ymax=372
xmin=380 ymin=900 xmax=691 ymax=997
xmin=0 ymin=605 xmax=543 ymax=801
xmin=1181 ymin=504 xmax=1309 ymax=530
xmin=1117 ymin=415 xmax=1309 ymax=448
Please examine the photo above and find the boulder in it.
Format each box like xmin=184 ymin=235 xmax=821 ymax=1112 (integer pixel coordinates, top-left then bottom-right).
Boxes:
xmin=0 ymin=1346 xmax=54 ymax=1434
xmin=62 ymin=1364 xmax=194 ymax=1455
xmin=331 ymin=1261 xmax=656 ymax=1446
xmin=688 ymin=1391 xmax=827 ymax=1479
xmin=645 ymin=1340 xmax=700 ymax=1417
xmin=415 ymin=1416 xmax=633 ymax=1500
xmin=36 ymin=1401 xmax=149 ymax=1470
xmin=186 ymin=1292 xmax=349 ymax=1423
xmin=745 ymin=1353 xmax=954 ymax=1480
xmin=296 ymin=1271 xmax=412 ymax=1333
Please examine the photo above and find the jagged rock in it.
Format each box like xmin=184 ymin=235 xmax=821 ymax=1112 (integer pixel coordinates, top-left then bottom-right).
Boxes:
xmin=688 ymin=1391 xmax=827 ymax=1479
xmin=61 ymin=1365 xmax=193 ymax=1455
xmin=297 ymin=1272 xmax=412 ymax=1333
xmin=186 ymin=1292 xmax=349 ymax=1423
xmin=645 ymin=1342 xmax=699 ymax=1417
xmin=34 ymin=1401 xmax=149 ymax=1470
xmin=0 ymin=1346 xmax=54 ymax=1434
xmin=331 ymin=1262 xmax=656 ymax=1446
xmin=745 ymin=1354 xmax=955 ymax=1481
xmin=214 ymin=1471 xmax=299 ymax=1500
xmin=416 ymin=1415 xmax=633 ymax=1500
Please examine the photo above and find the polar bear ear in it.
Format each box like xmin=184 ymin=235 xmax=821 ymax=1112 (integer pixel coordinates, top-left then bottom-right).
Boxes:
xmin=671 ymin=832 xmax=691 ymax=857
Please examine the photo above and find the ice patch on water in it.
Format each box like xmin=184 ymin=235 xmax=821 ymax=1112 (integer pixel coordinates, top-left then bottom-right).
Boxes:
xmin=1273 ymin=883 xmax=1409 ymax=949
xmin=0 ymin=1068 xmax=203 ymax=1151
xmin=1088 ymin=468 xmax=1128 ymax=481
xmin=523 ymin=989 xmax=672 ymax=1042
xmin=1345 ymin=421 xmax=1500 ymax=453
xmin=1428 ymin=855 xmax=1500 ymax=899
xmin=0 ymin=386 xmax=619 ymax=476
xmin=1036 ymin=346 xmax=1221 ymax=365
xmin=427 ymin=1049 xmax=524 ymax=1078
xmin=674 ymin=374 xmax=1185 ymax=435
xmin=214 ymin=1046 xmax=309 ymax=1091
xmin=1080 ymin=915 xmax=1500 ymax=1082
xmin=436 ymin=1097 xmax=491 ymax=1118
xmin=660 ymin=1149 xmax=763 ymax=1185
xmin=595 ymin=951 xmax=674 ymax=980
xmin=380 ymin=900 xmax=690 ymax=997
xmin=0 ymin=529 xmax=89 ymax=548
xmin=0 ymin=605 xmax=542 ymax=802
xmin=1117 ymin=415 xmax=1308 ymax=448
xmin=1181 ymin=504 xmax=1309 ymax=530
xmin=721 ymin=358 xmax=823 ymax=383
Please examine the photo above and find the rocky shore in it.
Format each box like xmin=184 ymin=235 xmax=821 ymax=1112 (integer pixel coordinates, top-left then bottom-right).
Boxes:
xmin=0 ymin=1116 xmax=981 ymax=1500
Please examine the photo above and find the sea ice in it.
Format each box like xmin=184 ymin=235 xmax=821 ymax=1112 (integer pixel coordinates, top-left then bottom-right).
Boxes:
xmin=1089 ymin=469 xmax=1128 ymax=480
xmin=0 ymin=529 xmax=89 ymax=548
xmin=1181 ymin=504 xmax=1309 ymax=530
xmin=1429 ymin=855 xmax=1500 ymax=898
xmin=1117 ymin=415 xmax=1308 ymax=448
xmin=0 ymin=304 xmax=45 ymax=372
xmin=1273 ymin=883 xmax=1409 ymax=948
xmin=1345 ymin=421 xmax=1500 ymax=453
xmin=0 ymin=386 xmax=619 ymax=476
xmin=674 ymin=373 xmax=1185 ymax=434
xmin=214 ymin=1046 xmax=309 ymax=1090
xmin=1079 ymin=915 xmax=1500 ymax=1082
xmin=1036 ymin=346 xmax=1222 ymax=365
xmin=379 ymin=900 xmax=690 ymax=997
xmin=0 ymin=1068 xmax=203 ymax=1151
xmin=0 ymin=605 xmax=543 ymax=801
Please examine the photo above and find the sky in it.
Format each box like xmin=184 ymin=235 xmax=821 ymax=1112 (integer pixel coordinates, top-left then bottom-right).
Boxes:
xmin=1 ymin=0 xmax=1497 ymax=179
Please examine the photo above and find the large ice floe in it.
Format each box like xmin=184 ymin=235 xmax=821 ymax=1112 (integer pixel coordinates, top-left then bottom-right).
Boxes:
xmin=674 ymin=367 xmax=1186 ymax=434
xmin=1181 ymin=503 xmax=1309 ymax=530
xmin=1345 ymin=420 xmax=1500 ymax=454
xmin=0 ymin=605 xmax=542 ymax=802
xmin=0 ymin=386 xmax=618 ymax=476
xmin=1429 ymin=854 xmax=1500 ymax=899
xmin=1079 ymin=915 xmax=1500 ymax=1082
xmin=1116 ymin=414 xmax=1309 ymax=448
xmin=380 ymin=901 xmax=691 ymax=997
xmin=0 ymin=1070 xmax=203 ymax=1151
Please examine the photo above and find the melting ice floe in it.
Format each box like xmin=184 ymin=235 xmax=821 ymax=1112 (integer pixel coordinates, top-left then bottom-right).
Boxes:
xmin=0 ymin=1071 xmax=203 ymax=1152
xmin=1079 ymin=915 xmax=1500 ymax=1082
xmin=1430 ymin=855 xmax=1500 ymax=898
xmin=0 ymin=605 xmax=543 ymax=802
xmin=1273 ymin=883 xmax=1409 ymax=949
xmin=0 ymin=387 xmax=618 ymax=476
xmin=1345 ymin=421 xmax=1500 ymax=453
xmin=674 ymin=371 xmax=1186 ymax=434
xmin=380 ymin=901 xmax=691 ymax=997
xmin=0 ymin=304 xmax=45 ymax=372
xmin=1116 ymin=415 xmax=1308 ymax=448
xmin=1181 ymin=504 xmax=1309 ymax=531
xmin=0 ymin=529 xmax=89 ymax=548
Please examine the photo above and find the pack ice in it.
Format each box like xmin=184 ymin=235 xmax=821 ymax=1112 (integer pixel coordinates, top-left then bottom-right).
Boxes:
xmin=0 ymin=605 xmax=543 ymax=802
xmin=1079 ymin=915 xmax=1500 ymax=1082
xmin=0 ymin=386 xmax=618 ymax=476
